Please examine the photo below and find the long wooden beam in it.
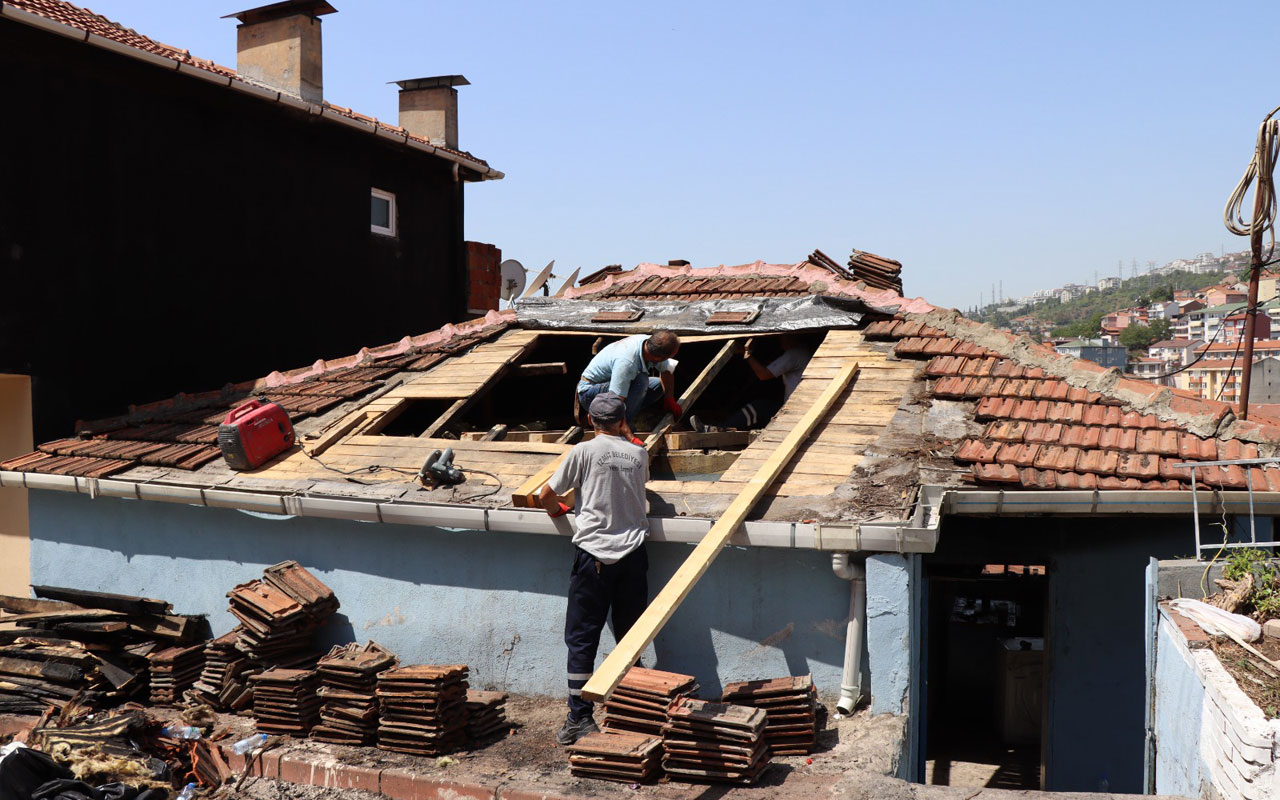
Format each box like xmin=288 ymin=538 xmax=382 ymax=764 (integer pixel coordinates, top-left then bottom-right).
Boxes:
xmin=581 ymin=361 xmax=860 ymax=702
xmin=644 ymin=339 xmax=738 ymax=455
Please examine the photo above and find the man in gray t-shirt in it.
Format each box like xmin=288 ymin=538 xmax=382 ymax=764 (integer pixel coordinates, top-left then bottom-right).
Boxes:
xmin=539 ymin=392 xmax=650 ymax=745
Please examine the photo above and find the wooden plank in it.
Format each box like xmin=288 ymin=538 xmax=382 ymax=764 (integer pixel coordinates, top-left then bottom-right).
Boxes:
xmin=31 ymin=586 xmax=171 ymax=615
xmin=419 ymin=336 xmax=542 ymax=436
xmin=581 ymin=361 xmax=860 ymax=702
xmin=0 ymin=595 xmax=74 ymax=614
xmin=514 ymin=362 xmax=567 ymax=377
xmin=664 ymin=430 xmax=757 ymax=450
xmin=510 ymin=454 xmax=567 ymax=508
xmin=645 ymin=339 xmax=738 ymax=455
xmin=346 ymin=436 xmax=569 ymax=455
xmin=420 ymin=398 xmax=469 ymax=438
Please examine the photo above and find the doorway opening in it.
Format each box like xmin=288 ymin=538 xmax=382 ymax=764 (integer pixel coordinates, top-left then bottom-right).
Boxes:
xmin=924 ymin=562 xmax=1048 ymax=790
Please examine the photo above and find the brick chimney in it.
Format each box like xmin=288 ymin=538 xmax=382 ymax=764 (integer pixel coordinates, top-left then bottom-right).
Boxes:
xmin=225 ymin=0 xmax=336 ymax=104
xmin=395 ymin=76 xmax=469 ymax=149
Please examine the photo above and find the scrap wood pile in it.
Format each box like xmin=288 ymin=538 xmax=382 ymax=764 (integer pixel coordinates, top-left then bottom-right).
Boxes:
xmin=600 ymin=667 xmax=698 ymax=736
xmin=0 ymin=586 xmax=205 ymax=715
xmin=311 ymin=641 xmax=398 ymax=745
xmin=720 ymin=674 xmax=819 ymax=755
xmin=375 ymin=664 xmax=469 ymax=756
xmin=464 ymin=690 xmax=509 ymax=742
xmin=662 ymin=696 xmax=771 ymax=785
xmin=567 ymin=730 xmax=662 ymax=783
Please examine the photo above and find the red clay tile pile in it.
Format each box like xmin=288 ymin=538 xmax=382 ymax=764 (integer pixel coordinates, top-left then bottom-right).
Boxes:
xmin=567 ymin=729 xmax=663 ymax=783
xmin=720 ymin=675 xmax=819 ymax=755
xmin=662 ymin=697 xmax=771 ymax=785
xmin=847 ymin=249 xmax=903 ymax=294
xmin=375 ymin=664 xmax=469 ymax=756
xmin=249 ymin=668 xmax=323 ymax=734
xmin=311 ymin=642 xmax=398 ymax=746
xmin=601 ymin=666 xmax=699 ymax=736
xmin=227 ymin=561 xmax=337 ymax=664
xmin=148 ymin=643 xmax=205 ymax=705
xmin=190 ymin=629 xmax=253 ymax=711
xmin=464 ymin=689 xmax=509 ymax=743
xmin=0 ymin=587 xmax=203 ymax=714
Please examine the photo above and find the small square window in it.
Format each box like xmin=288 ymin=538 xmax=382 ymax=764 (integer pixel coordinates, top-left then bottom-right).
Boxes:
xmin=371 ymin=188 xmax=396 ymax=237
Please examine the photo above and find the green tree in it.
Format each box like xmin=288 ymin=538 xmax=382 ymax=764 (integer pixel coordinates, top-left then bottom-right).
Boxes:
xmin=1120 ymin=324 xmax=1158 ymax=350
xmin=1149 ymin=318 xmax=1171 ymax=341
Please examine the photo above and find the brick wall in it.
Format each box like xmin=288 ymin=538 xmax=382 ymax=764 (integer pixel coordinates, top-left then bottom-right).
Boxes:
xmin=1155 ymin=605 xmax=1280 ymax=799
xmin=466 ymin=241 xmax=502 ymax=315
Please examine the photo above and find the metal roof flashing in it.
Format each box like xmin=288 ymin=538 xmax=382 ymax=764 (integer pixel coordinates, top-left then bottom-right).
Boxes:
xmin=515 ymin=295 xmax=869 ymax=335
xmin=0 ymin=470 xmax=938 ymax=554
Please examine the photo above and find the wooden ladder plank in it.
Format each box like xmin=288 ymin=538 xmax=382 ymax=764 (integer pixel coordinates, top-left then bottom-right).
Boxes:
xmin=580 ymin=361 xmax=860 ymax=702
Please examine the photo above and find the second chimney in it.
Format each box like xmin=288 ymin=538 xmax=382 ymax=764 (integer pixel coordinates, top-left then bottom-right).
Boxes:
xmin=395 ymin=76 xmax=469 ymax=150
xmin=226 ymin=0 xmax=336 ymax=104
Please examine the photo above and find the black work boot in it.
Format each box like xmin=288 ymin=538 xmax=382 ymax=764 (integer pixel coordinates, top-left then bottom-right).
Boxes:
xmin=556 ymin=713 xmax=599 ymax=746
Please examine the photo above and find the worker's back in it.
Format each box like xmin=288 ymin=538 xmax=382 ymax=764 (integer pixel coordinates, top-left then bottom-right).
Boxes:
xmin=550 ymin=434 xmax=649 ymax=563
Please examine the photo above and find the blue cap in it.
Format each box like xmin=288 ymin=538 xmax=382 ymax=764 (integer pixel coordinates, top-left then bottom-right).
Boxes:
xmin=588 ymin=392 xmax=626 ymax=423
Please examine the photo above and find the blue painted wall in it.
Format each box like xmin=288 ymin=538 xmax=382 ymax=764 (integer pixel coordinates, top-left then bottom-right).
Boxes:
xmin=866 ymin=554 xmax=913 ymax=716
xmin=1152 ymin=616 xmax=1207 ymax=797
xmin=28 ymin=491 xmax=854 ymax=701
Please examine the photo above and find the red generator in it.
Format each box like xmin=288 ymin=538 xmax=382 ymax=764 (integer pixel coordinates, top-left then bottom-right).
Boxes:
xmin=218 ymin=398 xmax=295 ymax=470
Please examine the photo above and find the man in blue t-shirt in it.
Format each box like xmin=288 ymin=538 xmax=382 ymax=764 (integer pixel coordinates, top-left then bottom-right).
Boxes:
xmin=577 ymin=330 xmax=683 ymax=433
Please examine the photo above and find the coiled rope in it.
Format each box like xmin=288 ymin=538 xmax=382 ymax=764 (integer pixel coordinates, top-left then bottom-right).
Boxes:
xmin=1224 ymin=104 xmax=1280 ymax=256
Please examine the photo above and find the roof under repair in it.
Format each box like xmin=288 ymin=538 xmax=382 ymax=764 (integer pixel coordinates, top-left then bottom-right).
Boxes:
xmin=7 ymin=256 xmax=1280 ymax=529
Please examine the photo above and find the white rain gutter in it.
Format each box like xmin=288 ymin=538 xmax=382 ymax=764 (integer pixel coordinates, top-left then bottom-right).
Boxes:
xmin=940 ymin=488 xmax=1280 ymax=516
xmin=830 ymin=553 xmax=866 ymax=715
xmin=0 ymin=3 xmax=504 ymax=181
xmin=0 ymin=471 xmax=939 ymax=553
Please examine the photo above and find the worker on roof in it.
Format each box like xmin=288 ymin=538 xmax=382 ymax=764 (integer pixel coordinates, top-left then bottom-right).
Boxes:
xmin=539 ymin=392 xmax=650 ymax=746
xmin=690 ymin=334 xmax=812 ymax=432
xmin=577 ymin=330 xmax=682 ymax=433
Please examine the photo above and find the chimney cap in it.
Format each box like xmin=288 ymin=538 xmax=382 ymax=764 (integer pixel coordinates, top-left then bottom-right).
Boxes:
xmin=392 ymin=75 xmax=471 ymax=91
xmin=223 ymin=0 xmax=336 ymax=25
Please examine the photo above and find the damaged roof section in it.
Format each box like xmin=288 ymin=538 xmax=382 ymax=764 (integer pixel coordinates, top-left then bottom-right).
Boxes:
xmin=11 ymin=259 xmax=1280 ymax=529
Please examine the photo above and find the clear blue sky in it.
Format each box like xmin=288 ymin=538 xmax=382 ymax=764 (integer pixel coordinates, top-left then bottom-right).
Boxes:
xmin=84 ymin=1 xmax=1278 ymax=309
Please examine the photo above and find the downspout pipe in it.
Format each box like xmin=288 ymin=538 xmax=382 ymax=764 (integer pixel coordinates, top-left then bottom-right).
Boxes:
xmin=832 ymin=552 xmax=866 ymax=715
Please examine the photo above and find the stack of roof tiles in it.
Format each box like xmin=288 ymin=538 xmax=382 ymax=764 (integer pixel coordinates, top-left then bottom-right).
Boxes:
xmin=148 ymin=644 xmax=205 ymax=705
xmin=863 ymin=316 xmax=1280 ymax=491
xmin=227 ymin=561 xmax=337 ymax=664
xmin=848 ymin=250 xmax=903 ymax=294
xmin=0 ymin=318 xmax=512 ymax=481
xmin=661 ymin=697 xmax=771 ymax=785
xmin=190 ymin=630 xmax=252 ymax=711
xmin=720 ymin=675 xmax=819 ymax=755
xmin=249 ymin=668 xmax=322 ymax=734
xmin=311 ymin=642 xmax=398 ymax=746
xmin=375 ymin=665 xmax=469 ymax=756
xmin=601 ymin=667 xmax=699 ymax=736
xmin=567 ymin=730 xmax=663 ymax=784
xmin=464 ymin=690 xmax=509 ymax=743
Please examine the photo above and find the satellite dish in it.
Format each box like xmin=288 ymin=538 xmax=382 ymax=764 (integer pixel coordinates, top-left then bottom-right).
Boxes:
xmin=499 ymin=259 xmax=527 ymax=302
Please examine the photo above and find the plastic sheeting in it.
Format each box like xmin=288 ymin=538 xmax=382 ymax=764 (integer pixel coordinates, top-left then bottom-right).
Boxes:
xmin=515 ymin=295 xmax=868 ymax=335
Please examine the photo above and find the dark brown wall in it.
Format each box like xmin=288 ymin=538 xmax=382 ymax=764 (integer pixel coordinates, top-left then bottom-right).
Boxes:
xmin=0 ymin=20 xmax=472 ymax=440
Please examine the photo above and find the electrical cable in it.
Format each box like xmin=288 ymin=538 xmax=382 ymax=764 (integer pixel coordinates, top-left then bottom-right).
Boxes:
xmin=1215 ymin=323 xmax=1247 ymax=403
xmin=1225 ymin=104 xmax=1280 ymax=260
xmin=296 ymin=447 xmax=505 ymax=499
xmin=1133 ymin=318 xmax=1229 ymax=380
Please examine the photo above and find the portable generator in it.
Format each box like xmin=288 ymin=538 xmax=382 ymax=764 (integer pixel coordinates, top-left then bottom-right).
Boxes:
xmin=218 ymin=397 xmax=294 ymax=471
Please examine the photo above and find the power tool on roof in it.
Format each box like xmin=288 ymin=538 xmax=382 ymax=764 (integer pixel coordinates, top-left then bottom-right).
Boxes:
xmin=418 ymin=448 xmax=465 ymax=487
xmin=218 ymin=397 xmax=295 ymax=471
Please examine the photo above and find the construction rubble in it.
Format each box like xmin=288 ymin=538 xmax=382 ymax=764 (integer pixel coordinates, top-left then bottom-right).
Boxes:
xmin=0 ymin=565 xmax=826 ymax=797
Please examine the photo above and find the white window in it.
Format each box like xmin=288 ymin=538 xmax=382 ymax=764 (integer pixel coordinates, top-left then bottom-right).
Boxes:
xmin=370 ymin=188 xmax=396 ymax=237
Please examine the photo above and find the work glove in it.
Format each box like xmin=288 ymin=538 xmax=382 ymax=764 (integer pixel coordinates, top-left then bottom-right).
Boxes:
xmin=548 ymin=501 xmax=572 ymax=518
xmin=663 ymin=397 xmax=683 ymax=418
xmin=629 ymin=436 xmax=644 ymax=447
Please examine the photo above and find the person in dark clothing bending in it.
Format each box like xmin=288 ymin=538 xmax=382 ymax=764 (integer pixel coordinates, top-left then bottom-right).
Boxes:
xmin=539 ymin=392 xmax=651 ymax=745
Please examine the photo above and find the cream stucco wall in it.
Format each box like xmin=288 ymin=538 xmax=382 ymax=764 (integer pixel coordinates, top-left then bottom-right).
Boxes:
xmin=0 ymin=375 xmax=31 ymax=595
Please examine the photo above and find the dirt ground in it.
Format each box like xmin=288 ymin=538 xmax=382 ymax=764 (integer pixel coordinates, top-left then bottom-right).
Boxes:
xmin=1210 ymin=637 xmax=1280 ymax=718
xmin=196 ymin=695 xmax=907 ymax=800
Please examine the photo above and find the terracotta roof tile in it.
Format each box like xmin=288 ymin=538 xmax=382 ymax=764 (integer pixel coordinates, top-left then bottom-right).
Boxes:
xmin=922 ymin=338 xmax=960 ymax=356
xmin=975 ymin=397 xmax=1016 ymax=420
xmin=1097 ymin=476 xmax=1146 ymax=490
xmin=862 ymin=319 xmax=902 ymax=339
xmin=973 ymin=463 xmax=1021 ymax=483
xmin=1136 ymin=430 xmax=1180 ymax=457
xmin=955 ymin=439 xmax=1001 ymax=463
xmin=1023 ymin=422 xmax=1063 ymax=444
xmin=1018 ymin=467 xmax=1058 ymax=489
xmin=1056 ymin=471 xmax=1098 ymax=490
xmin=1116 ymin=453 xmax=1161 ymax=480
xmin=1076 ymin=449 xmax=1120 ymax=476
xmin=1033 ymin=445 xmax=1080 ymax=472
xmin=925 ymin=356 xmax=963 ymax=377
xmin=932 ymin=377 xmax=972 ymax=398
xmin=1178 ymin=435 xmax=1218 ymax=461
xmin=1059 ymin=425 xmax=1101 ymax=449
xmin=986 ymin=420 xmax=1029 ymax=441
xmin=997 ymin=443 xmax=1041 ymax=467
xmin=894 ymin=337 xmax=930 ymax=356
xmin=1098 ymin=427 xmax=1138 ymax=452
